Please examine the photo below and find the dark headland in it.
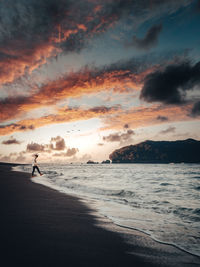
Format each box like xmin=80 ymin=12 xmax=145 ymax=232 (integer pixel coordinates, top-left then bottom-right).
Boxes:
xmin=0 ymin=163 xmax=199 ymax=267
xmin=110 ymin=139 xmax=200 ymax=163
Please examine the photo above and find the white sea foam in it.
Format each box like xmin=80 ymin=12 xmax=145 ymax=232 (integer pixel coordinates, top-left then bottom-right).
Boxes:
xmin=12 ymin=163 xmax=200 ymax=257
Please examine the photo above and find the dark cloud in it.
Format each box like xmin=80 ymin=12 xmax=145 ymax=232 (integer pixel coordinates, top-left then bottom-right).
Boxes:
xmin=2 ymin=137 xmax=21 ymax=145
xmin=160 ymin=126 xmax=176 ymax=134
xmin=0 ymin=96 xmax=29 ymax=121
xmin=0 ymin=0 xmax=191 ymax=86
xmin=191 ymin=101 xmax=200 ymax=117
xmin=50 ymin=136 xmax=66 ymax=150
xmin=156 ymin=115 xmax=168 ymax=121
xmin=103 ymin=129 xmax=135 ymax=143
xmin=131 ymin=24 xmax=162 ymax=50
xmin=0 ymin=0 xmax=76 ymax=50
xmin=140 ymin=61 xmax=200 ymax=104
xmin=0 ymin=0 xmax=113 ymax=85
xmin=27 ymin=142 xmax=45 ymax=152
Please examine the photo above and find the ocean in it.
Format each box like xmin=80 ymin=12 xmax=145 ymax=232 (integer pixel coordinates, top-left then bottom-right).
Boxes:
xmin=13 ymin=163 xmax=200 ymax=257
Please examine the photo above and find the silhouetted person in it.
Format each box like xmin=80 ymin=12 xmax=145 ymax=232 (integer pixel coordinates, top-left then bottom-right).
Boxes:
xmin=32 ymin=154 xmax=42 ymax=177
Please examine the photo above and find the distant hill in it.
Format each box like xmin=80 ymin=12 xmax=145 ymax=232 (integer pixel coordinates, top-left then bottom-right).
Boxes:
xmin=109 ymin=139 xmax=200 ymax=163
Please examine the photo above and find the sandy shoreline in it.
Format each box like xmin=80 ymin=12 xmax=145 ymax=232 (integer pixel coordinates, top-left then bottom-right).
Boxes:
xmin=0 ymin=163 xmax=199 ymax=267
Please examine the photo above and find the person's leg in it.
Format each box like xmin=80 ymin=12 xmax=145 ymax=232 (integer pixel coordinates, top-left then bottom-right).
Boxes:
xmin=35 ymin=166 xmax=41 ymax=175
xmin=32 ymin=166 xmax=36 ymax=176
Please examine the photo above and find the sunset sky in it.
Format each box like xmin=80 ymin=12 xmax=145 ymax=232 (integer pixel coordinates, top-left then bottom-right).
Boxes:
xmin=0 ymin=0 xmax=200 ymax=163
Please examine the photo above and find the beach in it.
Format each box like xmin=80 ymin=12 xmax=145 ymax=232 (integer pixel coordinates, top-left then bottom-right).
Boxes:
xmin=0 ymin=163 xmax=199 ymax=267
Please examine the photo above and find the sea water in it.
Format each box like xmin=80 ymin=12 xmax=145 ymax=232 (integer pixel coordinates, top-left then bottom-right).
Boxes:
xmin=13 ymin=163 xmax=200 ymax=256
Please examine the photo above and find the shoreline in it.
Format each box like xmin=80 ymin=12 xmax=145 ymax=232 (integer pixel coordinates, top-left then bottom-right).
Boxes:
xmin=1 ymin=162 xmax=200 ymax=266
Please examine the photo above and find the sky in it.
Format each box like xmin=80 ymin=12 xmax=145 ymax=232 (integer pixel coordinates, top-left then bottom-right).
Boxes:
xmin=0 ymin=0 xmax=200 ymax=163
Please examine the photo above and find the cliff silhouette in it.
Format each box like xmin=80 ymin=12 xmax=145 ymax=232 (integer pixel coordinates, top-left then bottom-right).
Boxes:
xmin=109 ymin=139 xmax=200 ymax=163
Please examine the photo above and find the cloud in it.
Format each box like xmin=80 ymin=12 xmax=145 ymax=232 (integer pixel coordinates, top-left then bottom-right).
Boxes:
xmin=191 ymin=101 xmax=200 ymax=117
xmin=156 ymin=115 xmax=168 ymax=121
xmin=0 ymin=122 xmax=35 ymax=133
xmin=25 ymin=136 xmax=78 ymax=158
xmin=0 ymin=105 xmax=121 ymax=135
xmin=101 ymin=104 xmax=193 ymax=131
xmin=53 ymin=148 xmax=79 ymax=157
xmin=0 ymin=43 xmax=57 ymax=86
xmin=124 ymin=124 xmax=129 ymax=128
xmin=27 ymin=142 xmax=45 ymax=152
xmin=0 ymin=0 xmax=191 ymax=87
xmin=0 ymin=0 xmax=105 ymax=86
xmin=0 ymin=155 xmax=11 ymax=162
xmin=0 ymin=49 xmax=189 ymax=122
xmin=103 ymin=129 xmax=135 ymax=144
xmin=0 ymin=151 xmax=27 ymax=163
xmin=65 ymin=148 xmax=79 ymax=157
xmin=0 ymin=63 xmax=144 ymax=122
xmin=0 ymin=103 xmax=196 ymax=137
xmin=131 ymin=24 xmax=162 ymax=50
xmin=140 ymin=61 xmax=200 ymax=104
xmin=15 ymin=152 xmax=26 ymax=163
xmin=50 ymin=136 xmax=66 ymax=150
xmin=1 ymin=103 xmax=196 ymax=137
xmin=160 ymin=126 xmax=176 ymax=134
xmin=0 ymin=1 xmax=85 ymax=85
xmin=2 ymin=137 xmax=21 ymax=145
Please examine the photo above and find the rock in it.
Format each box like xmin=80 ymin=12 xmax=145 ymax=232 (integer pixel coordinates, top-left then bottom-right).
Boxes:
xmin=101 ymin=160 xmax=110 ymax=164
xmin=87 ymin=160 xmax=99 ymax=164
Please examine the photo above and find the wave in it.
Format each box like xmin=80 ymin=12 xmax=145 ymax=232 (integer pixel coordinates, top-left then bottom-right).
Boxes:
xmin=185 ymin=172 xmax=200 ymax=175
xmin=160 ymin=182 xmax=172 ymax=186
xmin=192 ymin=176 xmax=200 ymax=179
xmin=194 ymin=186 xmax=200 ymax=191
xmin=193 ymin=208 xmax=200 ymax=215
xmin=110 ymin=189 xmax=136 ymax=198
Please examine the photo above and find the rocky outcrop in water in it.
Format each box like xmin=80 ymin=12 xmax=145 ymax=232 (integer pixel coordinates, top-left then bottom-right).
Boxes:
xmin=87 ymin=160 xmax=99 ymax=164
xmin=101 ymin=160 xmax=110 ymax=164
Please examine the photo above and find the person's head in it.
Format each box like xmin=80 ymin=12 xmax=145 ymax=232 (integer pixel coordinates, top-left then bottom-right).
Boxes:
xmin=35 ymin=154 xmax=39 ymax=158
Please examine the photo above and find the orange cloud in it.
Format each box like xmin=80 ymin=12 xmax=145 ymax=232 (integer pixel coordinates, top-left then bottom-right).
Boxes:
xmin=0 ymin=66 xmax=146 ymax=122
xmin=0 ymin=20 xmax=90 ymax=87
xmin=0 ymin=104 xmax=197 ymax=137
xmin=0 ymin=43 xmax=58 ymax=86
xmin=101 ymin=104 xmax=195 ymax=131
xmin=0 ymin=105 xmax=121 ymax=136
xmin=0 ymin=1 xmax=119 ymax=87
